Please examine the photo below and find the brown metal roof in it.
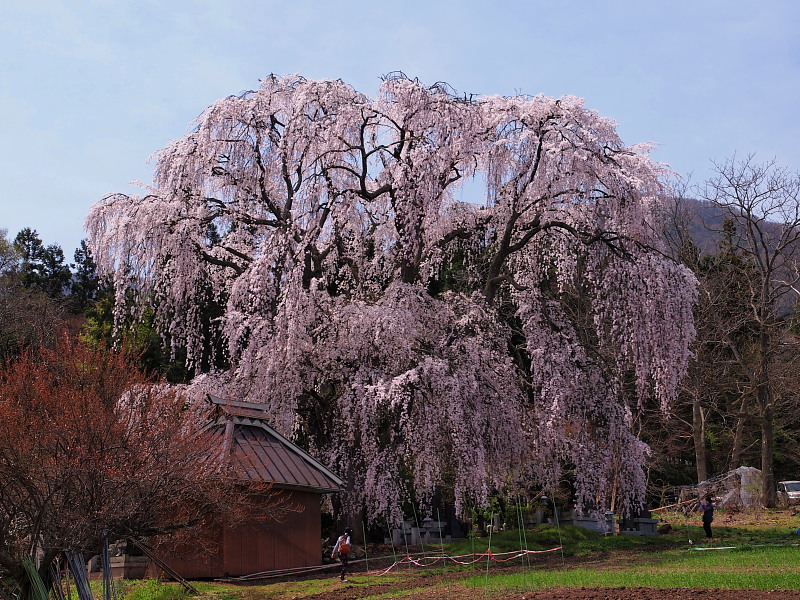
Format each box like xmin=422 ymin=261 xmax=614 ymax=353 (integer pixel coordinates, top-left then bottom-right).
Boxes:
xmin=205 ymin=395 xmax=342 ymax=493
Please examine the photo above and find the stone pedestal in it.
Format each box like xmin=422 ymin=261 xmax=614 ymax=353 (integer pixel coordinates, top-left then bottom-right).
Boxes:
xmin=618 ymin=517 xmax=659 ymax=536
xmin=557 ymin=510 xmax=615 ymax=534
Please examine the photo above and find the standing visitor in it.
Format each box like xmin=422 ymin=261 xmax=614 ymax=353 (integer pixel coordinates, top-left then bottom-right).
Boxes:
xmin=699 ymin=494 xmax=714 ymax=538
xmin=331 ymin=526 xmax=353 ymax=582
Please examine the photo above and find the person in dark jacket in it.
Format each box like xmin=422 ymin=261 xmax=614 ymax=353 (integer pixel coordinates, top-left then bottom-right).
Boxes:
xmin=331 ymin=527 xmax=353 ymax=582
xmin=699 ymin=494 xmax=714 ymax=538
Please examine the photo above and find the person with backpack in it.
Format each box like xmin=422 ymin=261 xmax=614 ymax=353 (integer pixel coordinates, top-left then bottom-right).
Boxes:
xmin=699 ymin=493 xmax=714 ymax=539
xmin=331 ymin=527 xmax=353 ymax=582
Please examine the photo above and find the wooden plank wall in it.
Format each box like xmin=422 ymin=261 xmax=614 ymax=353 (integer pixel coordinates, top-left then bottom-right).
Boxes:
xmin=153 ymin=490 xmax=321 ymax=579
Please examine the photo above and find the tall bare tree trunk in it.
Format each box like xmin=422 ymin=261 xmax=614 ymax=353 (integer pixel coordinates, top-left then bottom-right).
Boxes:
xmin=729 ymin=394 xmax=749 ymax=471
xmin=759 ymin=384 xmax=776 ymax=507
xmin=756 ymin=322 xmax=777 ymax=507
xmin=692 ymin=396 xmax=708 ymax=483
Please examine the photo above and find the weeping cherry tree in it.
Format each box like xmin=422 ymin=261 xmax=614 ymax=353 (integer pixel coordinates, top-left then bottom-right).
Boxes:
xmin=86 ymin=74 xmax=696 ymax=524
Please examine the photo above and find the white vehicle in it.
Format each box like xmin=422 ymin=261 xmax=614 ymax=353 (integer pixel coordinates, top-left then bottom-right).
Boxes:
xmin=777 ymin=481 xmax=800 ymax=506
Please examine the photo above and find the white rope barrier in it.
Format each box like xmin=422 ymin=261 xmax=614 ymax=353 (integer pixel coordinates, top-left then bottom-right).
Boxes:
xmin=378 ymin=546 xmax=563 ymax=574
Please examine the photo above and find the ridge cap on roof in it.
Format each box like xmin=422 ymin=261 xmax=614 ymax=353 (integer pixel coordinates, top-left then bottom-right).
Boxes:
xmin=206 ymin=394 xmax=343 ymax=488
xmin=207 ymin=394 xmax=268 ymax=411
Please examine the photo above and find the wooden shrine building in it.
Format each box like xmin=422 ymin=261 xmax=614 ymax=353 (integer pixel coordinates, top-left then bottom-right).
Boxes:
xmin=149 ymin=395 xmax=342 ymax=579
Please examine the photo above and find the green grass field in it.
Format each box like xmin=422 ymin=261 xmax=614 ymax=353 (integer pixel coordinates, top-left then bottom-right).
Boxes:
xmin=467 ymin=545 xmax=800 ymax=594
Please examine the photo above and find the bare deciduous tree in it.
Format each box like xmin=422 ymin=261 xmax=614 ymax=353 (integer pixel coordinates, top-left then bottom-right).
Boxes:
xmin=701 ymin=155 xmax=800 ymax=506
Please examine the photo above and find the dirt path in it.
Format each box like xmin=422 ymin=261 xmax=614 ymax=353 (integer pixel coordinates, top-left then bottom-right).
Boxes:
xmin=302 ymin=586 xmax=800 ymax=600
xmin=499 ymin=591 xmax=800 ymax=600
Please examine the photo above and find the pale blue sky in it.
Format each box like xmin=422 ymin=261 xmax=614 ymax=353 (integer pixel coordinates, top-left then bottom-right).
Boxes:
xmin=2 ymin=0 xmax=798 ymax=257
